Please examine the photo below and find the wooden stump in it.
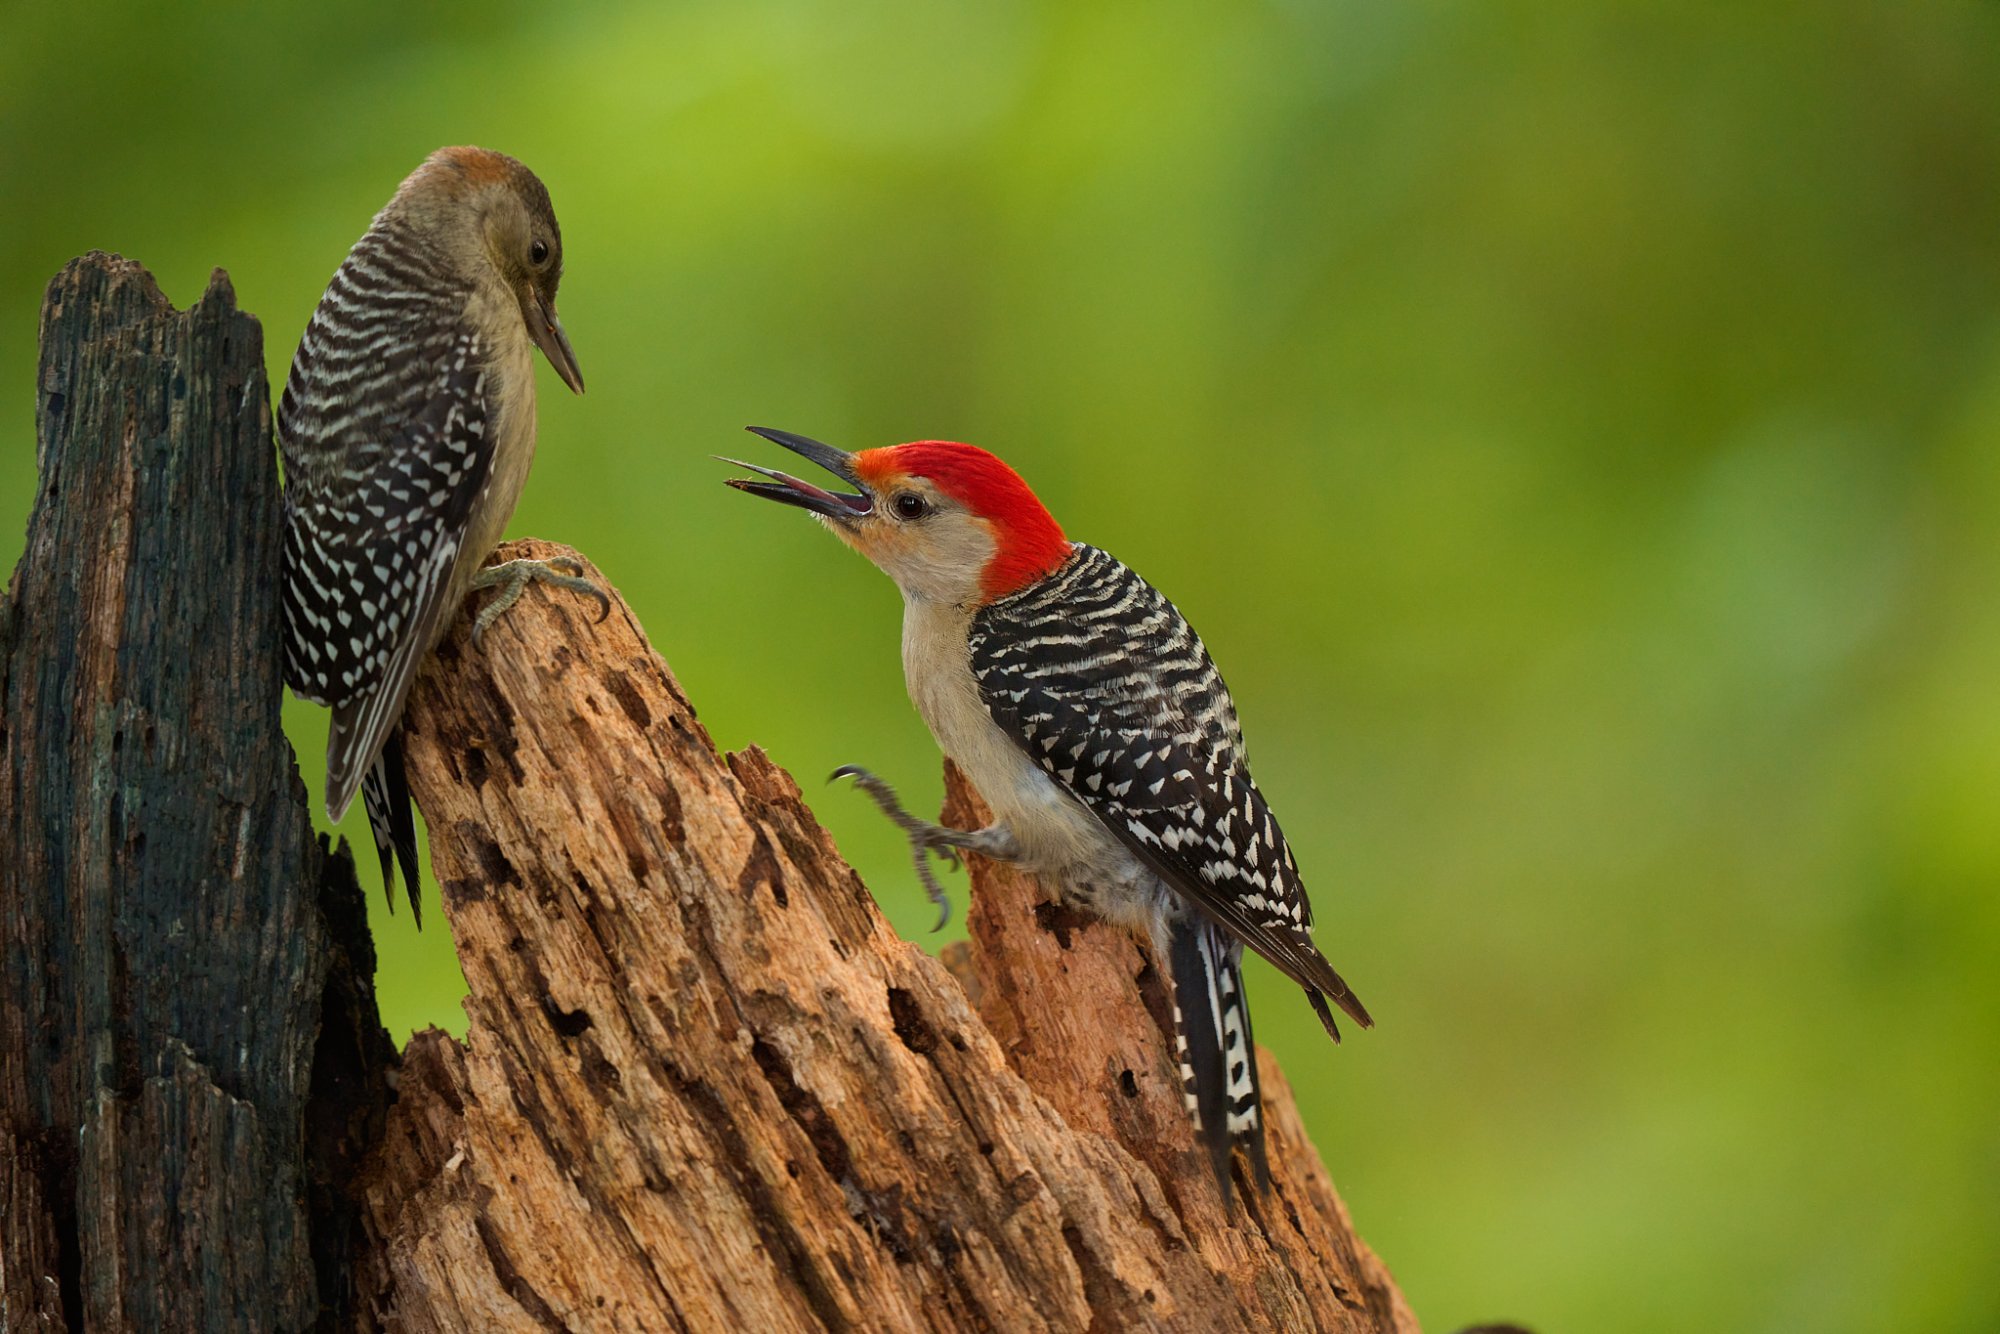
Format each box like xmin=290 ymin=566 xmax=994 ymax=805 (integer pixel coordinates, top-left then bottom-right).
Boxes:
xmin=0 ymin=254 xmax=394 ymax=1332
xmin=356 ymin=537 xmax=1415 ymax=1333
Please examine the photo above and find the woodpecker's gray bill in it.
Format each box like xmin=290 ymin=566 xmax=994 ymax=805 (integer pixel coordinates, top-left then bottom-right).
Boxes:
xmin=720 ymin=426 xmax=872 ymax=519
xmin=526 ymin=290 xmax=585 ymax=394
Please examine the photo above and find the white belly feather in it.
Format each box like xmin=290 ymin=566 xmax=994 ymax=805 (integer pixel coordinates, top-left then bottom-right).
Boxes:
xmin=901 ymin=595 xmax=1161 ymax=934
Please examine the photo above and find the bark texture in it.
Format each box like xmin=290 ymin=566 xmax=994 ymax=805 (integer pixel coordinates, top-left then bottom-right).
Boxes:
xmin=357 ymin=535 xmax=1415 ymax=1333
xmin=0 ymin=254 xmax=394 ymax=1332
xmin=1 ymin=252 xmax=1415 ymax=1333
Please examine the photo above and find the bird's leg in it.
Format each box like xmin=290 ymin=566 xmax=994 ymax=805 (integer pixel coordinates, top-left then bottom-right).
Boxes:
xmin=832 ymin=765 xmax=1021 ymax=931
xmin=469 ymin=556 xmax=611 ymax=646
xmin=834 ymin=765 xmax=1023 ymax=861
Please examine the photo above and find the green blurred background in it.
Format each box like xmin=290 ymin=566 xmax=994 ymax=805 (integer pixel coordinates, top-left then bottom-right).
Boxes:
xmin=5 ymin=2 xmax=1997 ymax=1328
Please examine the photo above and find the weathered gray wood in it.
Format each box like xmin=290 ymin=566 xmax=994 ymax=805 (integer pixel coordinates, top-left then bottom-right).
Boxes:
xmin=0 ymin=253 xmax=394 ymax=1332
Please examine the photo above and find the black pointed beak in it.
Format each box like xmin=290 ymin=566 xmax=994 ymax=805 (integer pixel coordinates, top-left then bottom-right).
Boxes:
xmin=721 ymin=426 xmax=873 ymax=520
xmin=526 ymin=291 xmax=584 ymax=395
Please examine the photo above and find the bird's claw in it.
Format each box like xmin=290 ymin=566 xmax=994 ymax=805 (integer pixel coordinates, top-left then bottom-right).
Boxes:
xmin=545 ymin=555 xmax=612 ymax=624
xmin=911 ymin=852 xmax=954 ymax=933
xmin=834 ymin=765 xmax=957 ymax=931
xmin=469 ymin=556 xmax=610 ymax=646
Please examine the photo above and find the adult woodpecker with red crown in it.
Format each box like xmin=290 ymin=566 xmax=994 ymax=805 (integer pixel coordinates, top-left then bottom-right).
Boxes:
xmin=280 ymin=146 xmax=605 ymax=921
xmin=724 ymin=427 xmax=1371 ymax=1200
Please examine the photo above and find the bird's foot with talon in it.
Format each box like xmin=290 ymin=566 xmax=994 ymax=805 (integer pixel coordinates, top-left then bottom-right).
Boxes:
xmin=469 ymin=555 xmax=611 ymax=646
xmin=831 ymin=765 xmax=1021 ymax=931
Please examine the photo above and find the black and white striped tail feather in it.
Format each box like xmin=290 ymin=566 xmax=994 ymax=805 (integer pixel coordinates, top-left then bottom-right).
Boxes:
xmin=359 ymin=730 xmax=423 ymax=925
xmin=331 ymin=668 xmax=429 ymax=927
xmin=1171 ymin=918 xmax=1270 ymax=1200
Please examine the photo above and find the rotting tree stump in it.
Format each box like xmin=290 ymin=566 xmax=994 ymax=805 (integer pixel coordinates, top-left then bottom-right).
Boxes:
xmin=355 ymin=534 xmax=1415 ymax=1333
xmin=2 ymin=254 xmax=1415 ymax=1332
xmin=0 ymin=254 xmax=393 ymax=1332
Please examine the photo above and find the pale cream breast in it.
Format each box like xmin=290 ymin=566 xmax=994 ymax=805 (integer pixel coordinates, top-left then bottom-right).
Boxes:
xmin=900 ymin=594 xmax=1146 ymax=898
xmin=443 ymin=283 xmax=540 ymax=620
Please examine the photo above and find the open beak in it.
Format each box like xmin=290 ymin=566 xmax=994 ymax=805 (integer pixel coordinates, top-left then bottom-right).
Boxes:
xmin=526 ymin=292 xmax=585 ymax=395
xmin=721 ymin=426 xmax=874 ymax=521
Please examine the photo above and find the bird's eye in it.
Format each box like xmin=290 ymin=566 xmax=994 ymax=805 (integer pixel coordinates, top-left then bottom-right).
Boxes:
xmin=892 ymin=492 xmax=928 ymax=520
xmin=529 ymin=239 xmax=551 ymax=266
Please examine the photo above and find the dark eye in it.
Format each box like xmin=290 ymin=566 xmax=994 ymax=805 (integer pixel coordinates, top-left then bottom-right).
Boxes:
xmin=892 ymin=492 xmax=928 ymax=520
xmin=529 ymin=239 xmax=550 ymax=266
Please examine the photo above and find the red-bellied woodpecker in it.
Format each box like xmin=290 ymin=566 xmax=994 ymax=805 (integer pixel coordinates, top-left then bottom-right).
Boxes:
xmin=280 ymin=146 xmax=605 ymax=922
xmin=724 ymin=427 xmax=1372 ymax=1199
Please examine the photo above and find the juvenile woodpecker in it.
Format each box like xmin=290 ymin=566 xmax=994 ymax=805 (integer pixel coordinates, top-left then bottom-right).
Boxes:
xmin=280 ymin=146 xmax=604 ymax=921
xmin=725 ymin=428 xmax=1371 ymax=1198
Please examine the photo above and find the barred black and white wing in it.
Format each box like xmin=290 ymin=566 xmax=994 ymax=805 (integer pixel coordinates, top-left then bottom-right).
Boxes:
xmin=968 ymin=544 xmax=1372 ymax=1038
xmin=278 ymin=222 xmax=488 ymax=918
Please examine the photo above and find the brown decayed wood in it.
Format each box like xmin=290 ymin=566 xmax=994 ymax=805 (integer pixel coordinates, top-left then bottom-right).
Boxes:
xmin=357 ymin=536 xmax=1416 ymax=1333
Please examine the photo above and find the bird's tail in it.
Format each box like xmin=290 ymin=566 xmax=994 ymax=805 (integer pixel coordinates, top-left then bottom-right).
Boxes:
xmin=360 ymin=729 xmax=423 ymax=925
xmin=1299 ymin=939 xmax=1373 ymax=1045
xmin=1170 ymin=918 xmax=1269 ymax=1200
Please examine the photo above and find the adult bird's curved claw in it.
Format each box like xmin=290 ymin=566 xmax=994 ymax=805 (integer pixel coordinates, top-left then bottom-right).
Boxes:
xmin=834 ymin=765 xmax=957 ymax=931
